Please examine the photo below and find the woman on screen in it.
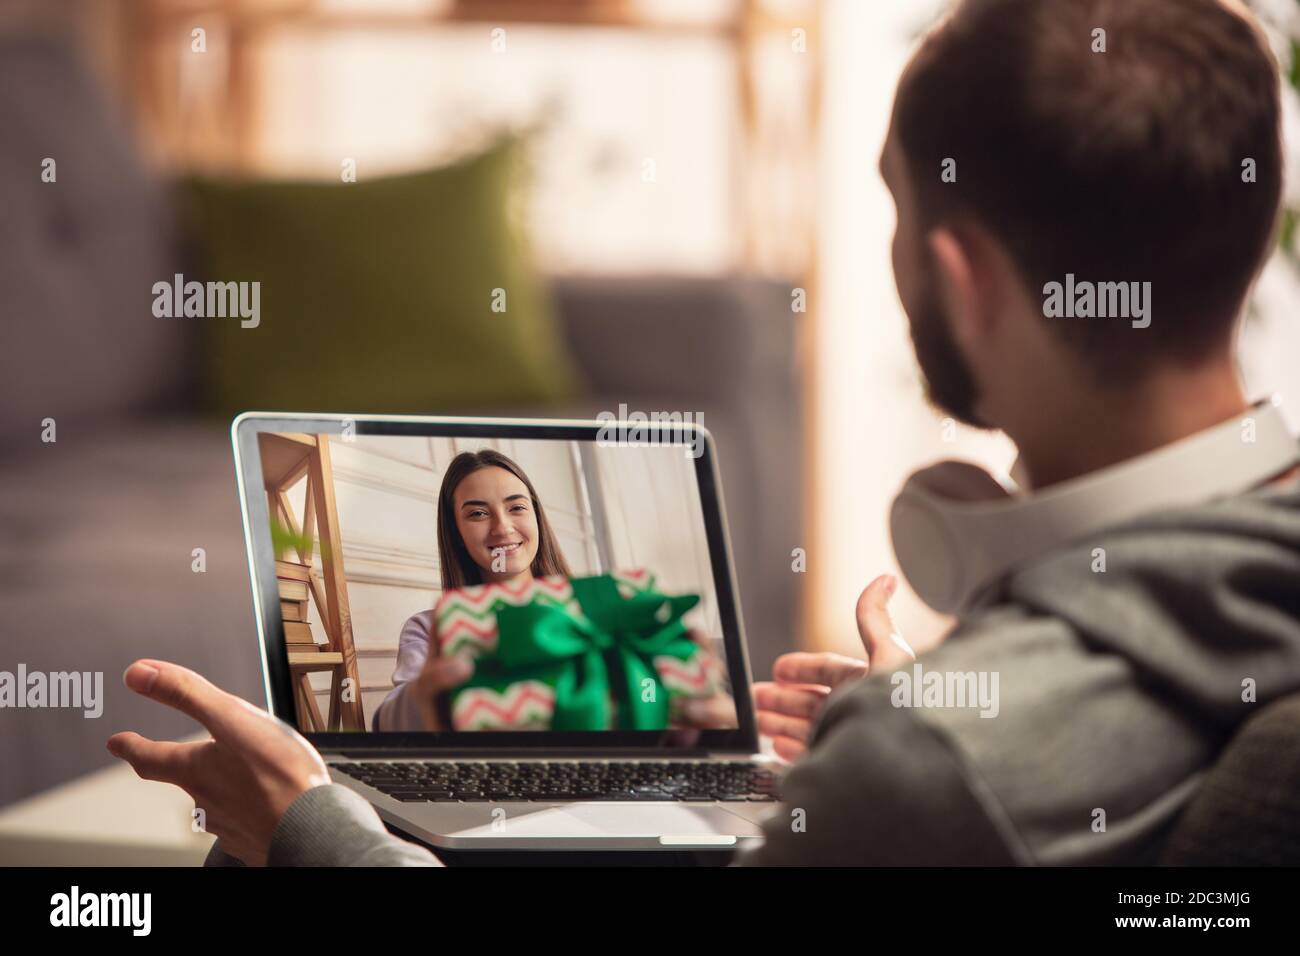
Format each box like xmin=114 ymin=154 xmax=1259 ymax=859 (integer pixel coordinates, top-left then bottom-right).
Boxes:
xmin=371 ymin=449 xmax=735 ymax=732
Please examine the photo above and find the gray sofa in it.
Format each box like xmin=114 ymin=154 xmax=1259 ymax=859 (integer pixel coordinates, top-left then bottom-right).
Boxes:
xmin=0 ymin=36 xmax=802 ymax=806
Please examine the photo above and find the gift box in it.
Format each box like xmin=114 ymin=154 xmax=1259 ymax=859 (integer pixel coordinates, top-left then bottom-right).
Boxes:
xmin=433 ymin=569 xmax=721 ymax=731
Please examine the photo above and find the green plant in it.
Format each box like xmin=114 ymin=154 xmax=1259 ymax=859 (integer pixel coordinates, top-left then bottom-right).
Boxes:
xmin=270 ymin=516 xmax=329 ymax=563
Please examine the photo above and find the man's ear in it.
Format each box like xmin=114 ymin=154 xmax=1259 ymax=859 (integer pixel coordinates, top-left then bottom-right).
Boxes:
xmin=927 ymin=227 xmax=988 ymax=347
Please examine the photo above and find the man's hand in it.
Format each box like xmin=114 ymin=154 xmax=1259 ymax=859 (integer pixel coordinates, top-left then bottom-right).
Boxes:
xmin=755 ymin=574 xmax=912 ymax=762
xmin=855 ymin=574 xmax=916 ymax=673
xmin=107 ymin=660 xmax=331 ymax=866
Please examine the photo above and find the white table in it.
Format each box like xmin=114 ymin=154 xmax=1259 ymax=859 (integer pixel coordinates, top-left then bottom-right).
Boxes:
xmin=0 ymin=745 xmax=215 ymax=866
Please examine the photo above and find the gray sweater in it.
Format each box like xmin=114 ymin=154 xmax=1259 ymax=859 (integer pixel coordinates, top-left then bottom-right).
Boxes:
xmin=208 ymin=479 xmax=1300 ymax=866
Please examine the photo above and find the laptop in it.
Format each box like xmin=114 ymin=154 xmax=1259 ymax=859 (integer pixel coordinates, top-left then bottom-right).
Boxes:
xmin=231 ymin=412 xmax=783 ymax=851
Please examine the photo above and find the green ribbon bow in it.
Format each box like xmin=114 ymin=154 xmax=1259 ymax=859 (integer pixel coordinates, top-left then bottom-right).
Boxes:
xmin=471 ymin=575 xmax=700 ymax=731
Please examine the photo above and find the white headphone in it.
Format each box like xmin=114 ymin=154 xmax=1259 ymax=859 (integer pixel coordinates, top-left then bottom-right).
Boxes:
xmin=890 ymin=399 xmax=1298 ymax=615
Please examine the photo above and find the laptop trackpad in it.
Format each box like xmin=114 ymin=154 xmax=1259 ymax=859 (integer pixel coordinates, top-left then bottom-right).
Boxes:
xmin=449 ymin=803 xmax=764 ymax=840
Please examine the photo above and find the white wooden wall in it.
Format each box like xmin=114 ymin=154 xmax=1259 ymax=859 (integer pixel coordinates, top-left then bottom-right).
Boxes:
xmin=593 ymin=443 xmax=721 ymax=641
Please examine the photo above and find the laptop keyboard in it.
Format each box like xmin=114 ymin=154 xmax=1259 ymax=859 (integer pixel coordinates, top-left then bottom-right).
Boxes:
xmin=333 ymin=760 xmax=780 ymax=803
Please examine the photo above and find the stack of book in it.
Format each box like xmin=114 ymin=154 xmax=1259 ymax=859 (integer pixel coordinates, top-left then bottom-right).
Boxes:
xmin=276 ymin=560 xmax=319 ymax=651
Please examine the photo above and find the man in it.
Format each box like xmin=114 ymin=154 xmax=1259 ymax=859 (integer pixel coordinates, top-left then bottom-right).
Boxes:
xmin=109 ymin=0 xmax=1300 ymax=866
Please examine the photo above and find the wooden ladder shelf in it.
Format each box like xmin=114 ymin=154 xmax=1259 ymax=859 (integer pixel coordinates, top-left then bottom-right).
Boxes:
xmin=258 ymin=432 xmax=365 ymax=732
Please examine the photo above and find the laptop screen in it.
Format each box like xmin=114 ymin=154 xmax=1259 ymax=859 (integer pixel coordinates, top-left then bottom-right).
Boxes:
xmin=235 ymin=415 xmax=756 ymax=752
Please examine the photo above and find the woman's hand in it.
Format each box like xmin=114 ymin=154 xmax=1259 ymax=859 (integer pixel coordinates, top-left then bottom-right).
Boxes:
xmin=412 ymin=652 xmax=475 ymax=731
xmin=107 ymin=659 xmax=332 ymax=866
xmin=668 ymin=628 xmax=738 ymax=729
xmin=755 ymin=574 xmax=913 ymax=762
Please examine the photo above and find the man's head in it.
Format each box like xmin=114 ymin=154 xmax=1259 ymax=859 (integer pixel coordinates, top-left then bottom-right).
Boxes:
xmin=882 ymin=0 xmax=1283 ymax=430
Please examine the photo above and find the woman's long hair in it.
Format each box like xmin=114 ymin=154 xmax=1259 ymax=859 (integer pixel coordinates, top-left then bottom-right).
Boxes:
xmin=436 ymin=449 xmax=573 ymax=590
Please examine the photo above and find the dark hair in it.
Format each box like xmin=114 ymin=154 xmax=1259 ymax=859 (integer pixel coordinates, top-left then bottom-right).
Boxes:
xmin=435 ymin=449 xmax=573 ymax=590
xmin=894 ymin=0 xmax=1283 ymax=377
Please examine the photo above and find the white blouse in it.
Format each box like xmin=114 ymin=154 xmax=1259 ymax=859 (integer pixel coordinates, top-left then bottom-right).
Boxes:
xmin=370 ymin=609 xmax=437 ymax=732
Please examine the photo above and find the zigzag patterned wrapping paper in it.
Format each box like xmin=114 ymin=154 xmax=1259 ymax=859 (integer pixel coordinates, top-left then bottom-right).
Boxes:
xmin=433 ymin=570 xmax=721 ymax=730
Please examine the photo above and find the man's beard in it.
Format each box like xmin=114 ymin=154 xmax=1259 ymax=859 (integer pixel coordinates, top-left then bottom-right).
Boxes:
xmin=906 ymin=273 xmax=989 ymax=429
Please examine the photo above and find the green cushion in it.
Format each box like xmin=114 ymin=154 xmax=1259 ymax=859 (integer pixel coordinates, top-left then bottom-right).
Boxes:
xmin=183 ymin=137 xmax=580 ymax=417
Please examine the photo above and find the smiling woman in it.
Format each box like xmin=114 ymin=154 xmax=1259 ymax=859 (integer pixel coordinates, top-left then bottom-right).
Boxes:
xmin=436 ymin=449 xmax=574 ymax=590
